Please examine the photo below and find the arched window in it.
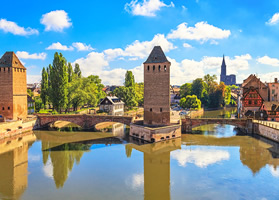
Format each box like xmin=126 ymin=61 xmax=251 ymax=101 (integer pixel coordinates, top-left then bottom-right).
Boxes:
xmin=164 ymin=65 xmax=167 ymax=71
xmin=153 ymin=65 xmax=155 ymax=71
xmin=158 ymin=65 xmax=161 ymax=71
xmin=147 ymin=65 xmax=150 ymax=71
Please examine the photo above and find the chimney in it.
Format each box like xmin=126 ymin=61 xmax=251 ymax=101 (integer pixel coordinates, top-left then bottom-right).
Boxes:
xmin=275 ymin=78 xmax=278 ymax=83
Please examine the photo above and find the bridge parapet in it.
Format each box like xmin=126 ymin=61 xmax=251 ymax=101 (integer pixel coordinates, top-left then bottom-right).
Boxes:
xmin=181 ymin=117 xmax=250 ymax=133
xmin=37 ymin=114 xmax=134 ymax=129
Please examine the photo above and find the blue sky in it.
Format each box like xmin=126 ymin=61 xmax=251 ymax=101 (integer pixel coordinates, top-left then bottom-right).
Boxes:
xmin=2 ymin=0 xmax=279 ymax=85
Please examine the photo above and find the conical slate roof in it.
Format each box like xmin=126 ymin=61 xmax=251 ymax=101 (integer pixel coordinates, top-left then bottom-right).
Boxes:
xmin=144 ymin=46 xmax=170 ymax=64
xmin=221 ymin=54 xmax=226 ymax=67
xmin=0 ymin=51 xmax=26 ymax=69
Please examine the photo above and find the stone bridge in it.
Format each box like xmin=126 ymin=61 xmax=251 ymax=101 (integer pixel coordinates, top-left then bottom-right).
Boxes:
xmin=37 ymin=114 xmax=134 ymax=129
xmin=181 ymin=117 xmax=253 ymax=133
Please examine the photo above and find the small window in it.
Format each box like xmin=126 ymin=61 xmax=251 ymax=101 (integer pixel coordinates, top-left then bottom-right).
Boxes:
xmin=8 ymin=107 xmax=10 ymax=110
xmin=8 ymin=68 xmax=10 ymax=72
xmin=2 ymin=107 xmax=4 ymax=110
xmin=0 ymin=68 xmax=1 ymax=72
xmin=150 ymin=108 xmax=152 ymax=112
xmin=158 ymin=65 xmax=161 ymax=71
xmin=248 ymin=100 xmax=252 ymax=105
xmin=14 ymin=68 xmax=16 ymax=72
xmin=164 ymin=65 xmax=167 ymax=71
xmin=147 ymin=65 xmax=150 ymax=71
xmin=160 ymin=108 xmax=162 ymax=112
xmin=153 ymin=65 xmax=155 ymax=71
xmin=4 ymin=68 xmax=5 ymax=72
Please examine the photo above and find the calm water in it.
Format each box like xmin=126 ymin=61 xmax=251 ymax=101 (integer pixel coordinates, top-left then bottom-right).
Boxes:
xmin=1 ymin=118 xmax=279 ymax=199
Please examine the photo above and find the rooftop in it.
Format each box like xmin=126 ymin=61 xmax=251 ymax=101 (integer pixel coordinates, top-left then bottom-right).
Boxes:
xmin=144 ymin=46 xmax=170 ymax=64
xmin=0 ymin=51 xmax=26 ymax=69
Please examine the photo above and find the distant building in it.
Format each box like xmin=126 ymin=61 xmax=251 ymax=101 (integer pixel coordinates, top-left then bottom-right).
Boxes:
xmin=0 ymin=52 xmax=27 ymax=120
xmin=220 ymin=55 xmax=236 ymax=85
xmin=170 ymin=86 xmax=181 ymax=104
xmin=260 ymin=102 xmax=279 ymax=121
xmin=267 ymin=78 xmax=279 ymax=101
xmin=99 ymin=96 xmax=124 ymax=116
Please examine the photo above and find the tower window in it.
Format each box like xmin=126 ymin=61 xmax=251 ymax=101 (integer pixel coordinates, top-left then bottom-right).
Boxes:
xmin=150 ymin=108 xmax=152 ymax=112
xmin=160 ymin=108 xmax=162 ymax=112
xmin=0 ymin=68 xmax=1 ymax=72
xmin=158 ymin=65 xmax=161 ymax=71
xmin=4 ymin=68 xmax=5 ymax=72
xmin=153 ymin=65 xmax=155 ymax=71
xmin=8 ymin=68 xmax=10 ymax=72
xmin=147 ymin=65 xmax=150 ymax=71
xmin=8 ymin=107 xmax=10 ymax=110
xmin=164 ymin=65 xmax=167 ymax=71
xmin=2 ymin=107 xmax=4 ymax=110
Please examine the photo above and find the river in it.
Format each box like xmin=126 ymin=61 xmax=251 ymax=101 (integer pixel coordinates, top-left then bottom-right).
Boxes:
xmin=1 ymin=109 xmax=279 ymax=200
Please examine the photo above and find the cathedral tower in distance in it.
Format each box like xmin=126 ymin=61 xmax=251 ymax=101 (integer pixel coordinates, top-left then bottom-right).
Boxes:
xmin=143 ymin=46 xmax=170 ymax=126
xmin=0 ymin=52 xmax=27 ymax=120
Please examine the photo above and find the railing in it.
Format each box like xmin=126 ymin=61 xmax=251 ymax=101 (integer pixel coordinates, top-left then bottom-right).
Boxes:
xmin=253 ymin=120 xmax=279 ymax=130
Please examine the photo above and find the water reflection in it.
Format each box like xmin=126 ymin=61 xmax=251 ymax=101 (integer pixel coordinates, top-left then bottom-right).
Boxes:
xmin=127 ymin=138 xmax=181 ymax=200
xmin=0 ymin=132 xmax=36 ymax=200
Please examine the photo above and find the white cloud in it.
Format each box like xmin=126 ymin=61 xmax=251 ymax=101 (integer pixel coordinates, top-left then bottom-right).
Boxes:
xmin=267 ymin=13 xmax=279 ymax=25
xmin=183 ymin=43 xmax=192 ymax=48
xmin=43 ymin=160 xmax=53 ymax=179
xmin=27 ymin=75 xmax=41 ymax=84
xmin=269 ymin=165 xmax=279 ymax=177
xmin=257 ymin=56 xmax=279 ymax=67
xmin=72 ymin=42 xmax=94 ymax=51
xmin=171 ymin=148 xmax=230 ymax=168
xmin=41 ymin=10 xmax=72 ymax=32
xmin=126 ymin=173 xmax=144 ymax=190
xmin=16 ymin=51 xmax=47 ymax=60
xmin=46 ymin=42 xmax=74 ymax=51
xmin=167 ymin=22 xmax=231 ymax=43
xmin=125 ymin=0 xmax=174 ymax=17
xmin=104 ymin=34 xmax=175 ymax=60
xmin=0 ymin=19 xmax=38 ymax=36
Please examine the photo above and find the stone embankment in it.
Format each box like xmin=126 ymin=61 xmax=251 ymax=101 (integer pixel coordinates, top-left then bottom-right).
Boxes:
xmin=0 ymin=117 xmax=37 ymax=139
xmin=253 ymin=120 xmax=279 ymax=143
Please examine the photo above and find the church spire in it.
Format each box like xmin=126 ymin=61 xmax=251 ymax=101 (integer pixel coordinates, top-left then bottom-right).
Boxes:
xmin=220 ymin=54 xmax=227 ymax=83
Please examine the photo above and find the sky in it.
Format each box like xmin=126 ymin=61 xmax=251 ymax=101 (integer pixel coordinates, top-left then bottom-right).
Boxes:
xmin=2 ymin=0 xmax=279 ymax=85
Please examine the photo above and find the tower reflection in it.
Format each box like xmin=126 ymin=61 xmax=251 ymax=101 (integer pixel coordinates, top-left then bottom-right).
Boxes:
xmin=0 ymin=132 xmax=36 ymax=199
xmin=127 ymin=138 xmax=181 ymax=200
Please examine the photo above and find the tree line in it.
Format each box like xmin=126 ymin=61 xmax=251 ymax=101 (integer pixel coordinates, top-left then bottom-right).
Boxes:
xmin=179 ymin=74 xmax=234 ymax=110
xmin=40 ymin=52 xmax=106 ymax=113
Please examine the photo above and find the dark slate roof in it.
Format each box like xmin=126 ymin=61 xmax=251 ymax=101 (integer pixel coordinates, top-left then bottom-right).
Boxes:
xmin=144 ymin=46 xmax=170 ymax=64
xmin=0 ymin=51 xmax=26 ymax=69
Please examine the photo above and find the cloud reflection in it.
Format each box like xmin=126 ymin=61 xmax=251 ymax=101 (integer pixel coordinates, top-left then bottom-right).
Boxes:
xmin=126 ymin=173 xmax=144 ymax=190
xmin=171 ymin=148 xmax=230 ymax=168
xmin=43 ymin=160 xmax=53 ymax=179
xmin=269 ymin=165 xmax=279 ymax=177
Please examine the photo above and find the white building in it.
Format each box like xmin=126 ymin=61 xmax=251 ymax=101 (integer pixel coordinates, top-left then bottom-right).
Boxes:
xmin=99 ymin=96 xmax=124 ymax=116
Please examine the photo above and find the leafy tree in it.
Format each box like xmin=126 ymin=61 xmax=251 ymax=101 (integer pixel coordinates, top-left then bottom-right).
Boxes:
xmin=114 ymin=86 xmax=138 ymax=110
xmin=74 ymin=63 xmax=82 ymax=78
xmin=135 ymin=82 xmax=144 ymax=106
xmin=27 ymin=89 xmax=33 ymax=98
xmin=180 ymin=83 xmax=192 ymax=98
xmin=192 ymin=78 xmax=206 ymax=100
xmin=34 ymin=97 xmax=43 ymax=112
xmin=224 ymin=86 xmax=231 ymax=105
xmin=68 ymin=63 xmax=74 ymax=82
xmin=180 ymin=95 xmax=201 ymax=110
xmin=41 ymin=67 xmax=49 ymax=108
xmin=49 ymin=52 xmax=68 ymax=113
xmin=124 ymin=70 xmax=135 ymax=88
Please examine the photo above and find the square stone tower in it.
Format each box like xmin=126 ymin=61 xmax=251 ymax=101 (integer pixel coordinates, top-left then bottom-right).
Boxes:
xmin=144 ymin=46 xmax=171 ymax=126
xmin=0 ymin=52 xmax=27 ymax=120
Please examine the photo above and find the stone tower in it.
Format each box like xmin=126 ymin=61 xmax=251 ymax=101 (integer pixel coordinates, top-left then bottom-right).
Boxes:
xmin=0 ymin=52 xmax=27 ymax=120
xmin=143 ymin=46 xmax=170 ymax=126
xmin=220 ymin=55 xmax=226 ymax=84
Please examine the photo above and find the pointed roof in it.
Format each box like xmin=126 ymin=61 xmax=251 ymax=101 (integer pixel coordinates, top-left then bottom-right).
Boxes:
xmin=144 ymin=46 xmax=170 ymax=64
xmin=221 ymin=54 xmax=226 ymax=67
xmin=0 ymin=51 xmax=26 ymax=69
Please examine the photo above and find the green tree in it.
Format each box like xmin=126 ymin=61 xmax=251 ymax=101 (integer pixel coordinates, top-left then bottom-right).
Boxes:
xmin=114 ymin=86 xmax=138 ymax=110
xmin=135 ymin=82 xmax=144 ymax=106
xmin=49 ymin=52 xmax=68 ymax=113
xmin=224 ymin=86 xmax=231 ymax=105
xmin=34 ymin=97 xmax=43 ymax=112
xmin=27 ymin=89 xmax=33 ymax=98
xmin=180 ymin=83 xmax=192 ymax=98
xmin=74 ymin=63 xmax=82 ymax=78
xmin=180 ymin=95 xmax=201 ymax=110
xmin=124 ymin=70 xmax=135 ymax=88
xmin=192 ymin=78 xmax=206 ymax=100
xmin=68 ymin=63 xmax=74 ymax=82
xmin=41 ymin=67 xmax=49 ymax=108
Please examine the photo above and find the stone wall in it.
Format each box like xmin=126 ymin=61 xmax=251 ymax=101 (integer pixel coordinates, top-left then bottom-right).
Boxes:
xmin=144 ymin=61 xmax=170 ymax=126
xmin=0 ymin=119 xmax=37 ymax=140
xmin=255 ymin=123 xmax=279 ymax=142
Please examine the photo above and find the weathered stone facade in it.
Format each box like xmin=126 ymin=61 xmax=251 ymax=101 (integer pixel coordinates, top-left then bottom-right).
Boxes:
xmin=0 ymin=52 xmax=27 ymax=120
xmin=143 ymin=46 xmax=170 ymax=126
